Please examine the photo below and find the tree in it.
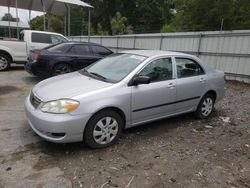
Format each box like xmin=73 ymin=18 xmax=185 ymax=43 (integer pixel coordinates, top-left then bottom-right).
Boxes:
xmin=1 ymin=13 xmax=19 ymax=22
xmin=30 ymin=15 xmax=46 ymax=31
xmin=30 ymin=15 xmax=64 ymax=34
xmin=48 ymin=15 xmax=64 ymax=34
xmin=110 ymin=12 xmax=133 ymax=35
xmin=167 ymin=0 xmax=250 ymax=32
xmin=83 ymin=0 xmax=173 ymax=34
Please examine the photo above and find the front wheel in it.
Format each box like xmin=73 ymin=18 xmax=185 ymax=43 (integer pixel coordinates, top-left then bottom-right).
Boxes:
xmin=195 ymin=94 xmax=215 ymax=119
xmin=84 ymin=110 xmax=123 ymax=149
xmin=0 ymin=53 xmax=11 ymax=71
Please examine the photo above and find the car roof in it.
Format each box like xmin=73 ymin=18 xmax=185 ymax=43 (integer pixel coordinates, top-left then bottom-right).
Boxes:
xmin=121 ymin=50 xmax=193 ymax=58
xmin=62 ymin=41 xmax=104 ymax=46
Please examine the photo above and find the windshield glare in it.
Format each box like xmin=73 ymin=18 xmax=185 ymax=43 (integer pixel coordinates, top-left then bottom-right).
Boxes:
xmin=85 ymin=53 xmax=146 ymax=82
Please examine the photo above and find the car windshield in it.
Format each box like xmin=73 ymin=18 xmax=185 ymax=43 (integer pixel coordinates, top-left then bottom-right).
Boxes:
xmin=80 ymin=53 xmax=146 ymax=83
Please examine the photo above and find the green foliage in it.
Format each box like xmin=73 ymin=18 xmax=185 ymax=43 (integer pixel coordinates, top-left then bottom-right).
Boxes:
xmin=170 ymin=0 xmax=250 ymax=31
xmin=83 ymin=0 xmax=173 ymax=34
xmin=30 ymin=15 xmax=45 ymax=31
xmin=48 ymin=15 xmax=64 ymax=34
xmin=110 ymin=12 xmax=133 ymax=35
xmin=29 ymin=0 xmax=250 ymax=35
xmin=30 ymin=15 xmax=64 ymax=34
xmin=1 ymin=13 xmax=19 ymax=22
xmin=96 ymin=24 xmax=108 ymax=35
xmin=161 ymin=22 xmax=181 ymax=33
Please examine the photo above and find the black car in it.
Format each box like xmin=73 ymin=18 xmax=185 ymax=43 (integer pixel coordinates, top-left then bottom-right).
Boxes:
xmin=25 ymin=42 xmax=113 ymax=77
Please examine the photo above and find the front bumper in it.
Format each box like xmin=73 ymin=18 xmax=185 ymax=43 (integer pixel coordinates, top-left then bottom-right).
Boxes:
xmin=24 ymin=96 xmax=92 ymax=143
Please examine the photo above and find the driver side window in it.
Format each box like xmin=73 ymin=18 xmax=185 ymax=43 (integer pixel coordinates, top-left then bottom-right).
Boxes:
xmin=139 ymin=58 xmax=173 ymax=82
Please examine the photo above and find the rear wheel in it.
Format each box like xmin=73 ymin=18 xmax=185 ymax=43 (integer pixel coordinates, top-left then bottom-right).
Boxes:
xmin=84 ymin=110 xmax=123 ymax=149
xmin=0 ymin=53 xmax=11 ymax=71
xmin=195 ymin=94 xmax=215 ymax=119
xmin=52 ymin=64 xmax=72 ymax=76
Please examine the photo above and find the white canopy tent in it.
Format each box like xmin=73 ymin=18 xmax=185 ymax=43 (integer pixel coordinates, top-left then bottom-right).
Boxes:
xmin=0 ymin=0 xmax=93 ymax=38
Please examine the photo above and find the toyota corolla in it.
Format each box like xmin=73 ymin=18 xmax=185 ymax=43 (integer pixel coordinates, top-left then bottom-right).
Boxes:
xmin=25 ymin=50 xmax=225 ymax=148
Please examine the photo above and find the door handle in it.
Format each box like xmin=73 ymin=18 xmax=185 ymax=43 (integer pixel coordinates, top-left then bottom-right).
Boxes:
xmin=167 ymin=83 xmax=175 ymax=88
xmin=200 ymin=78 xmax=206 ymax=83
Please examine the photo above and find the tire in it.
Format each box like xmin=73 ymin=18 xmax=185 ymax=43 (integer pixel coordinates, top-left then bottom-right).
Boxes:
xmin=84 ymin=110 xmax=123 ymax=149
xmin=51 ymin=64 xmax=72 ymax=76
xmin=0 ymin=53 xmax=11 ymax=71
xmin=195 ymin=93 xmax=215 ymax=119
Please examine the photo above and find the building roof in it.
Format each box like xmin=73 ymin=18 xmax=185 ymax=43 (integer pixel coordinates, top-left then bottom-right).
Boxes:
xmin=0 ymin=20 xmax=30 ymax=28
xmin=0 ymin=0 xmax=92 ymax=16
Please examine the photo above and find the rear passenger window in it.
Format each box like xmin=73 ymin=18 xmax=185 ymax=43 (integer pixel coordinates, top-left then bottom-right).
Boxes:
xmin=91 ymin=45 xmax=112 ymax=55
xmin=69 ymin=45 xmax=91 ymax=55
xmin=175 ymin=58 xmax=205 ymax=78
xmin=31 ymin=33 xmax=51 ymax=43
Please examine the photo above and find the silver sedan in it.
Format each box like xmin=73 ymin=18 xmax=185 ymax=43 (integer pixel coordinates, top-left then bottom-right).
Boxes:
xmin=25 ymin=50 xmax=225 ymax=148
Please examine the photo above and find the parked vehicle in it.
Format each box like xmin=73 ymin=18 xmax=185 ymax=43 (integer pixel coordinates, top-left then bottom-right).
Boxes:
xmin=24 ymin=42 xmax=113 ymax=77
xmin=25 ymin=50 xmax=225 ymax=148
xmin=0 ymin=30 xmax=69 ymax=71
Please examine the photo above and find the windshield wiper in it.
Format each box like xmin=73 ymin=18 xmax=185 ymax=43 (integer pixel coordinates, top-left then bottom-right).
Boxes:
xmin=89 ymin=72 xmax=107 ymax=81
xmin=79 ymin=69 xmax=111 ymax=82
xmin=79 ymin=68 xmax=89 ymax=75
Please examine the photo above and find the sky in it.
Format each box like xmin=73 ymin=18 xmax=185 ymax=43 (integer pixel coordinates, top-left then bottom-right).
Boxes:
xmin=0 ymin=6 xmax=43 ymax=24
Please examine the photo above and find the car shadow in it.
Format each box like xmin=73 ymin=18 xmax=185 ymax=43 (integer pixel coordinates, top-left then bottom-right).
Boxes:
xmin=9 ymin=66 xmax=25 ymax=71
xmin=30 ymin=110 xmax=222 ymax=157
xmin=21 ymin=75 xmax=43 ymax=85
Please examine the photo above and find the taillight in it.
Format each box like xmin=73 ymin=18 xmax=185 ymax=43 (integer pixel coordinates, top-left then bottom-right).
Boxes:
xmin=34 ymin=52 xmax=41 ymax=62
xmin=224 ymin=74 xmax=227 ymax=81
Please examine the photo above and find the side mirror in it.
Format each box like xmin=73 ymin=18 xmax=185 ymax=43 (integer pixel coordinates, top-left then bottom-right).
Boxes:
xmin=132 ymin=76 xmax=151 ymax=86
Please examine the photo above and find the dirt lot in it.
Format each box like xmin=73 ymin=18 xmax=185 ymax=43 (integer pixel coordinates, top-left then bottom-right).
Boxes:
xmin=0 ymin=68 xmax=249 ymax=188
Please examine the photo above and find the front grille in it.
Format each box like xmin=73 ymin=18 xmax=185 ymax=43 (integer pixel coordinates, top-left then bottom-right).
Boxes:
xmin=30 ymin=92 xmax=41 ymax=109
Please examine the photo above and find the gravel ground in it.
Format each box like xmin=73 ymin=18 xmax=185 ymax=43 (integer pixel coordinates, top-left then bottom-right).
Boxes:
xmin=0 ymin=68 xmax=249 ymax=188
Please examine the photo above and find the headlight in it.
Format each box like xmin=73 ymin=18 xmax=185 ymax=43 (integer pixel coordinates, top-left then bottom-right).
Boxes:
xmin=41 ymin=99 xmax=79 ymax=114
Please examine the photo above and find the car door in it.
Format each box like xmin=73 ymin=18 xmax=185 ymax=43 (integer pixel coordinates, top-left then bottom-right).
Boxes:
xmin=68 ymin=44 xmax=98 ymax=69
xmin=174 ymin=57 xmax=207 ymax=112
xmin=131 ymin=57 xmax=176 ymax=125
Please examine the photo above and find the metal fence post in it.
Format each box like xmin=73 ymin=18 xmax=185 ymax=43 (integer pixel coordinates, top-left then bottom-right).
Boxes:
xmin=197 ymin=33 xmax=203 ymax=57
xmin=133 ymin=35 xmax=136 ymax=49
xmin=100 ymin=36 xmax=103 ymax=45
xmin=159 ymin=35 xmax=163 ymax=50
xmin=116 ymin=36 xmax=119 ymax=53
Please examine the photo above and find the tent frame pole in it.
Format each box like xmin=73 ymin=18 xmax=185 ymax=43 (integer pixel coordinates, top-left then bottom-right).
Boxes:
xmin=68 ymin=5 xmax=70 ymax=36
xmin=8 ymin=5 xmax=11 ymax=38
xmin=64 ymin=15 xmax=67 ymax=36
xmin=42 ymin=0 xmax=46 ymax=31
xmin=88 ymin=8 xmax=90 ymax=42
xmin=15 ymin=0 xmax=19 ymax=39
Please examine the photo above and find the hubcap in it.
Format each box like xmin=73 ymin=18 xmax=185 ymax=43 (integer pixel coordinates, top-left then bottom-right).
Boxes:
xmin=0 ymin=56 xmax=8 ymax=70
xmin=93 ymin=117 xmax=118 ymax=145
xmin=201 ymin=97 xmax=213 ymax=116
xmin=54 ymin=65 xmax=71 ymax=75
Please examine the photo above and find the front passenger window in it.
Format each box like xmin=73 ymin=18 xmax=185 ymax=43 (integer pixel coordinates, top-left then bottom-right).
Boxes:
xmin=139 ymin=58 xmax=173 ymax=82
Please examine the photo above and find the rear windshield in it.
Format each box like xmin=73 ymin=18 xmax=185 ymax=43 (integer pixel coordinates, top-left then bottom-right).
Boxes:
xmin=31 ymin=33 xmax=51 ymax=43
xmin=47 ymin=43 xmax=71 ymax=53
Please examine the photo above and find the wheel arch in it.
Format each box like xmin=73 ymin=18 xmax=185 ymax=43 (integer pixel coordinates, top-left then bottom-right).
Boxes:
xmin=204 ymin=90 xmax=217 ymax=101
xmin=85 ymin=106 xmax=126 ymax=131
xmin=0 ymin=50 xmax=13 ymax=62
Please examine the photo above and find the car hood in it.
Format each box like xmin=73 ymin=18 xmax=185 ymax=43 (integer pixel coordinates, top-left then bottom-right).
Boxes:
xmin=32 ymin=72 xmax=113 ymax=101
